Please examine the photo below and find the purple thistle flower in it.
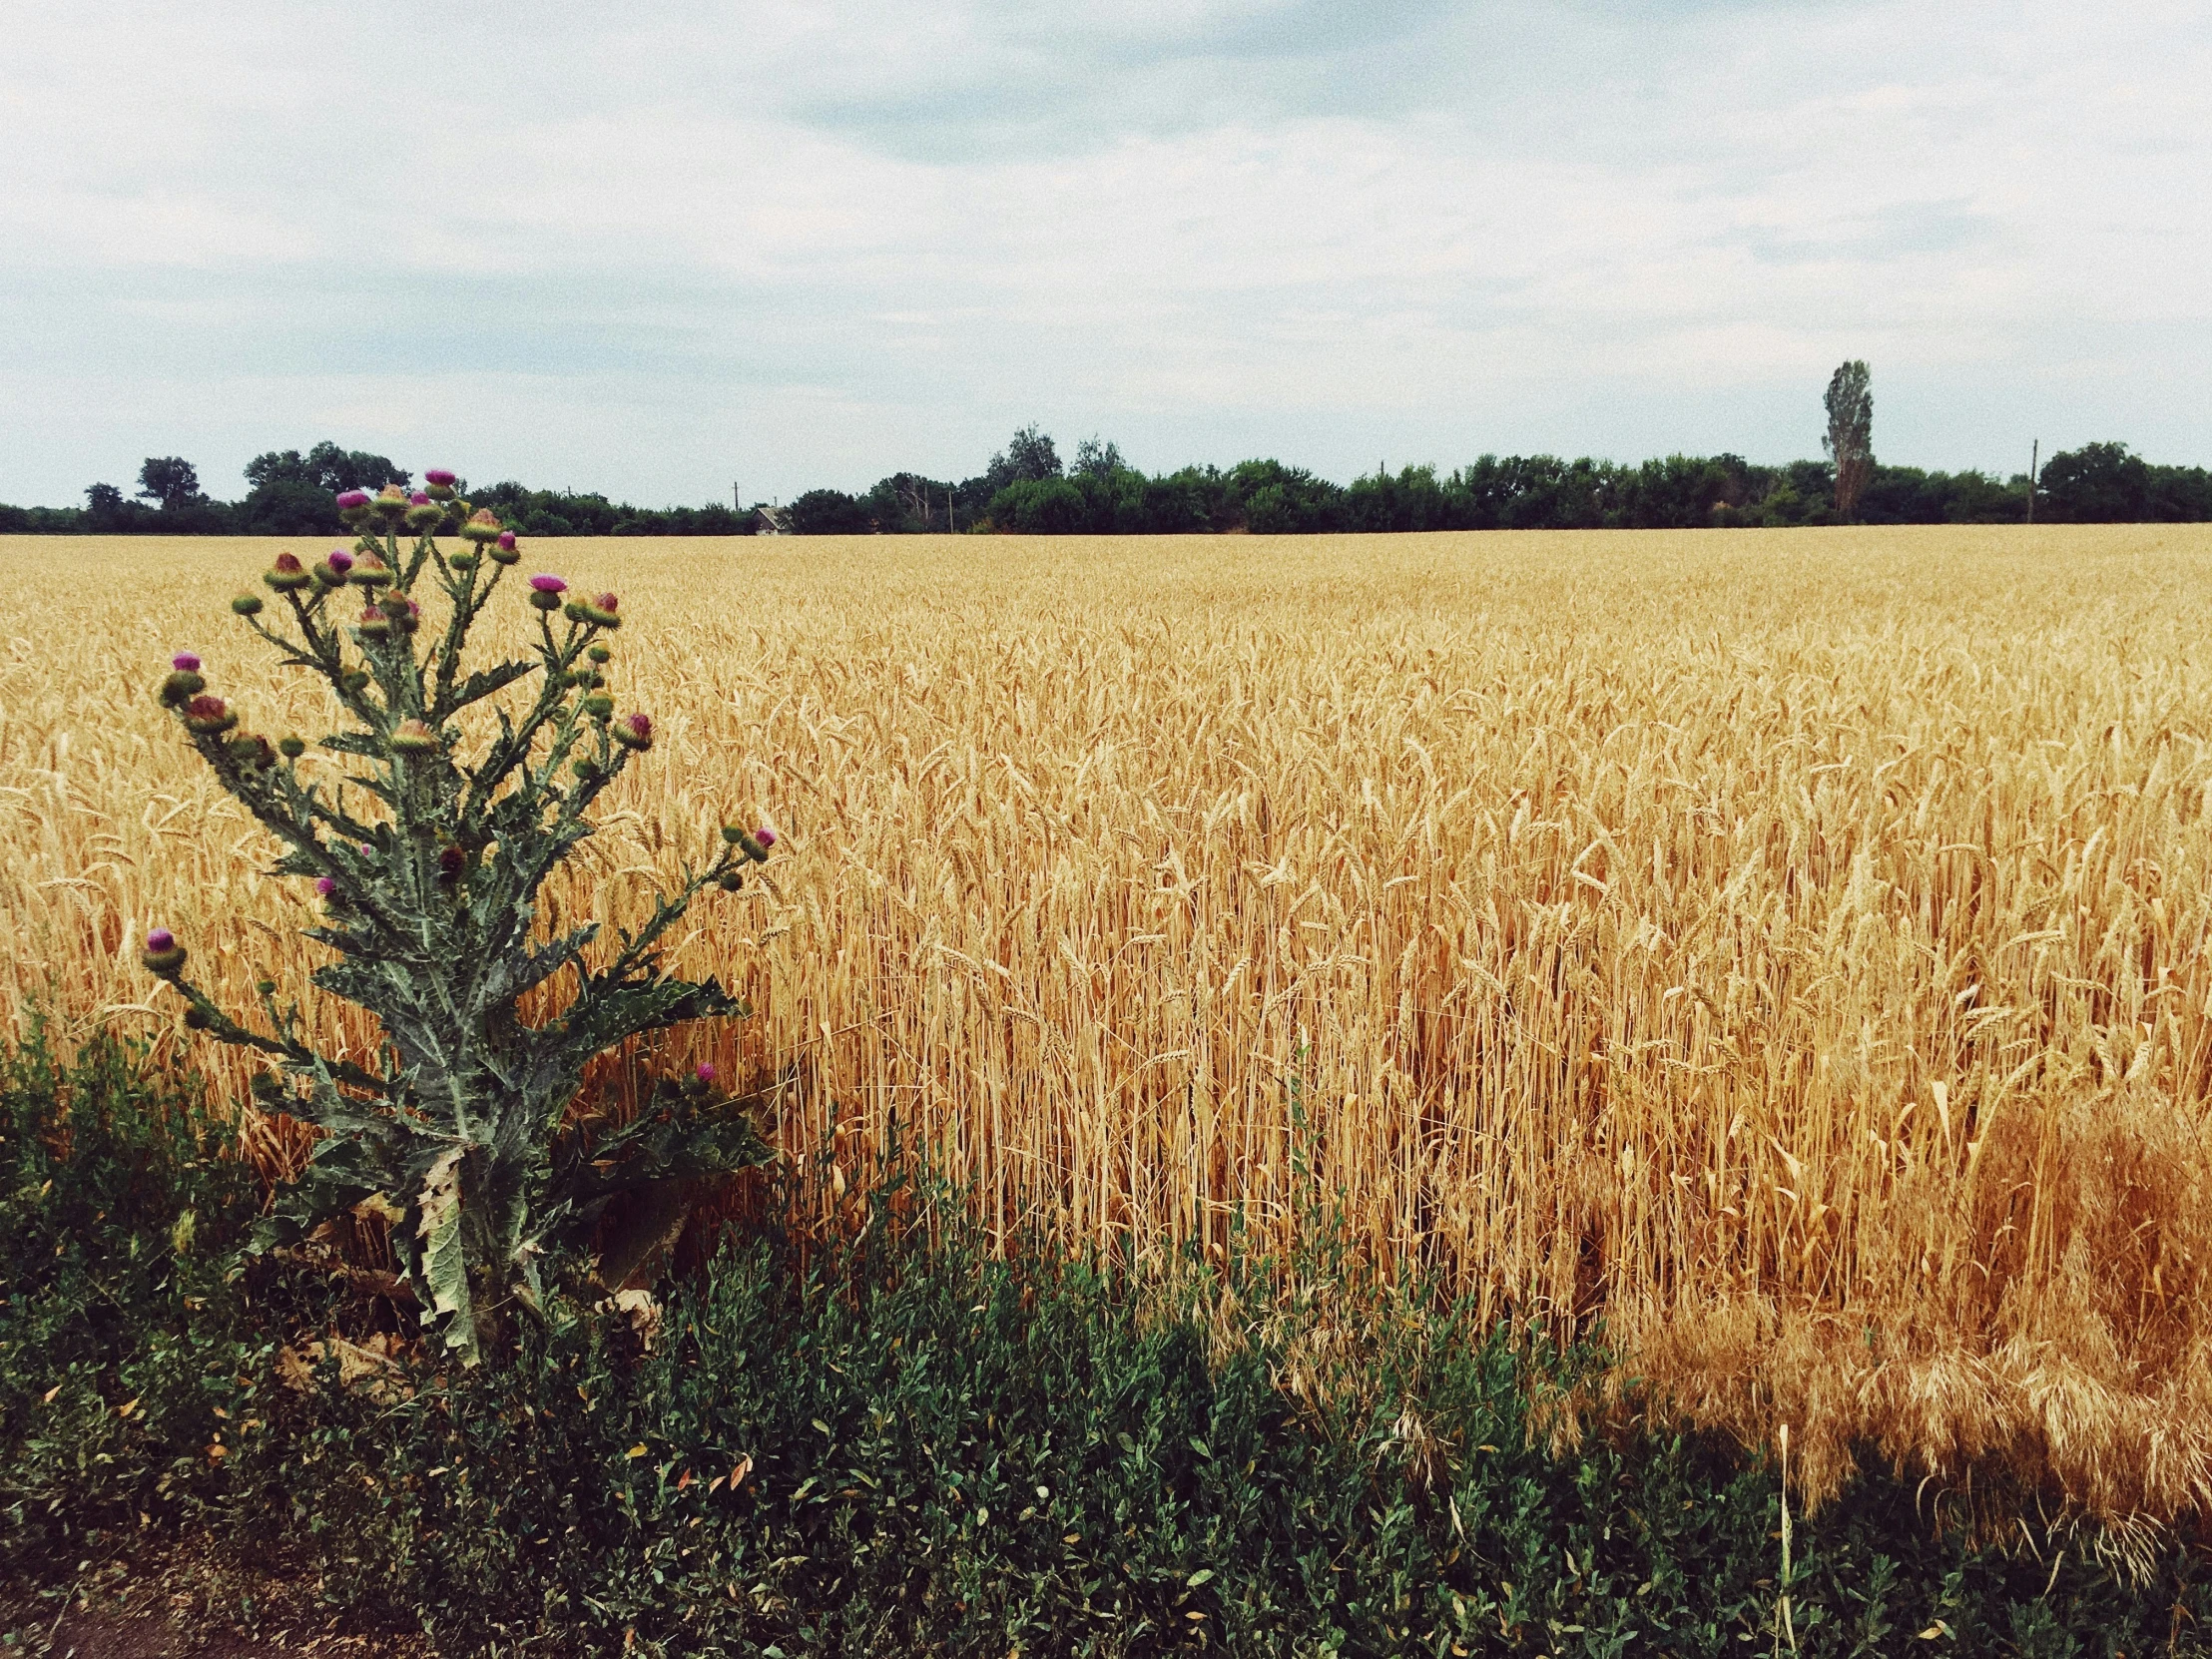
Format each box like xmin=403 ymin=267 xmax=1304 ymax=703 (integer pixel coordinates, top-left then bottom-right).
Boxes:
xmin=408 ymin=491 xmax=431 ymax=506
xmin=497 ymin=531 xmax=517 ymax=551
xmin=334 ymin=490 xmax=370 ymax=511
xmin=146 ymin=927 xmax=175 ymax=953
xmin=424 ymin=468 xmax=457 ymax=487
xmin=359 ymin=842 xmax=374 ymax=855
xmin=696 ymin=1062 xmax=717 ymax=1083
xmin=326 ymin=548 xmax=354 ymax=574
xmin=624 ymin=713 xmax=652 ymax=740
xmin=756 ymin=828 xmax=777 ymax=847
xmin=529 ymin=574 xmax=567 ymax=594
xmin=171 ymin=652 xmax=201 ymax=673
xmin=314 ymin=876 xmax=336 ymax=896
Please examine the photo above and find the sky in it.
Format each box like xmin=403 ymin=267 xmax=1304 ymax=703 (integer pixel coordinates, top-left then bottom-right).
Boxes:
xmin=2 ymin=0 xmax=2208 ymax=507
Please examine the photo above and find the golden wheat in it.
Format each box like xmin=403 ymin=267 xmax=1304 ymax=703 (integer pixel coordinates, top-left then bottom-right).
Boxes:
xmin=7 ymin=526 xmax=2212 ymax=1528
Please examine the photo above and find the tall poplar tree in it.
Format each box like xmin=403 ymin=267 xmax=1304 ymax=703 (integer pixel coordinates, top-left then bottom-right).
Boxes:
xmin=1823 ymin=360 xmax=1874 ymax=520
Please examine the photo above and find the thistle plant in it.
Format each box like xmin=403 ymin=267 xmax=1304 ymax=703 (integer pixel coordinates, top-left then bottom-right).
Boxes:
xmin=141 ymin=477 xmax=777 ymax=1364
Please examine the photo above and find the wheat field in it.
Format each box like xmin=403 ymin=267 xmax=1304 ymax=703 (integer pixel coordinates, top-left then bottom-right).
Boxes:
xmin=7 ymin=526 xmax=2212 ymax=1530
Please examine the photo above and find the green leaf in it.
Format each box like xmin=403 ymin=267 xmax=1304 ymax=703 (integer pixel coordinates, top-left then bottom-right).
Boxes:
xmin=416 ymin=1148 xmax=477 ymax=1367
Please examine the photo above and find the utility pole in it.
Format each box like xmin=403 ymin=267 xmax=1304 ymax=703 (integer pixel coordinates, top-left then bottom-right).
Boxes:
xmin=2026 ymin=441 xmax=2037 ymax=525
xmin=733 ymin=481 xmax=741 ymax=512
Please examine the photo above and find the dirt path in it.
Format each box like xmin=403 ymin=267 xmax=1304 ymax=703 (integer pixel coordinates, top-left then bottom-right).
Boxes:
xmin=4 ymin=1550 xmax=423 ymax=1659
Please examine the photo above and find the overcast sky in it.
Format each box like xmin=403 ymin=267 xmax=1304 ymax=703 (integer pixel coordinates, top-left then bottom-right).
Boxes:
xmin=3 ymin=0 xmax=2207 ymax=507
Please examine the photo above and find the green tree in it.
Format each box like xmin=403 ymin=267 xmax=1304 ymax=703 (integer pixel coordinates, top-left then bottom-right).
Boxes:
xmin=246 ymin=444 xmax=384 ymax=495
xmin=1823 ymin=360 xmax=1874 ymax=520
xmin=1071 ymin=435 xmax=1126 ymax=478
xmin=2147 ymin=463 xmax=2212 ymax=522
xmin=2038 ymin=442 xmax=2152 ymax=522
xmin=987 ymin=476 xmax=1087 ymax=533
xmin=982 ymin=425 xmax=1062 ymax=496
xmin=787 ymin=488 xmax=874 ymax=534
xmin=137 ymin=456 xmax=201 ymax=507
xmin=240 ymin=444 xmax=413 ymax=535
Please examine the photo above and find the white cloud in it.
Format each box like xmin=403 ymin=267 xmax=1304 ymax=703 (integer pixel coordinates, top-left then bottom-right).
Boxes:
xmin=1 ymin=0 xmax=2208 ymax=504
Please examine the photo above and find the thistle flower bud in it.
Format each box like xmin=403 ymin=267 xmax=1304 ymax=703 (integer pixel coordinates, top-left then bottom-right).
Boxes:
xmin=232 ymin=593 xmax=264 ymax=616
xmin=725 ymin=826 xmax=776 ymax=858
xmin=587 ymin=644 xmax=612 ymax=664
xmin=571 ymin=759 xmax=596 ymax=781
xmin=227 ymin=733 xmax=275 ymax=771
xmin=356 ymin=604 xmax=391 ymax=641
xmin=183 ymin=695 xmax=237 ymax=736
xmin=159 ymin=669 xmax=207 ymax=707
xmin=388 ymin=594 xmax=420 ymax=633
xmin=339 ymin=670 xmax=369 ymax=695
xmin=460 ymin=508 xmax=504 ymax=544
xmin=718 ymin=870 xmax=744 ymax=891
xmin=389 ymin=718 xmax=438 ymax=755
xmin=183 ymin=1005 xmax=210 ymax=1030
xmin=266 ymin=551 xmax=312 ymax=591
xmin=585 ymin=592 xmax=621 ymax=629
xmin=349 ymin=552 xmax=392 ymax=588
xmin=437 ymin=845 xmax=465 ymax=883
xmin=530 ymin=588 xmax=564 ymax=613
xmin=563 ymin=598 xmax=590 ymax=623
xmin=371 ymin=484 xmax=410 ymax=521
xmin=142 ymin=928 xmax=187 ymax=977
xmin=277 ymin=735 xmax=305 ymax=759
xmin=581 ymin=693 xmax=614 ymax=719
xmin=611 ymin=712 xmax=654 ymax=752
xmin=448 ymin=549 xmax=479 ymax=572
xmin=406 ymin=501 xmax=445 ymax=531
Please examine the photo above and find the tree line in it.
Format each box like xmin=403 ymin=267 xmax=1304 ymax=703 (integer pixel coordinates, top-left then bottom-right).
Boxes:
xmin=3 ymin=429 xmax=2207 ymax=538
xmin=0 ymin=442 xmax=754 ymax=538
xmin=789 ymin=427 xmax=2205 ymax=533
